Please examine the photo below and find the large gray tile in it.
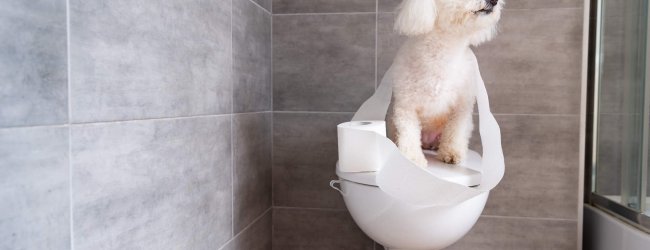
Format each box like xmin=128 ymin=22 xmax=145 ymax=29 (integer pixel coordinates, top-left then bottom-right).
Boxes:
xmin=234 ymin=0 xmax=272 ymax=113
xmin=378 ymin=0 xmax=400 ymax=12
xmin=470 ymin=115 xmax=580 ymax=219
xmin=221 ymin=210 xmax=271 ymax=250
xmin=233 ymin=113 xmax=272 ymax=233
xmin=377 ymin=13 xmax=406 ymax=86
xmin=273 ymin=14 xmax=376 ymax=112
xmin=273 ymin=112 xmax=352 ymax=209
xmin=273 ymin=0 xmax=375 ymax=14
xmin=273 ymin=208 xmax=374 ymax=250
xmin=475 ymin=8 xmax=583 ymax=115
xmin=0 ymin=0 xmax=67 ymax=127
xmin=0 ymin=127 xmax=70 ymax=250
xmin=71 ymin=116 xmax=232 ymax=249
xmin=446 ymin=216 xmax=577 ymax=250
xmin=69 ymin=0 xmax=232 ymax=123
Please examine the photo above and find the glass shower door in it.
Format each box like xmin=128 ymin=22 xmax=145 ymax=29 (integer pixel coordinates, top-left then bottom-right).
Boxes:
xmin=591 ymin=0 xmax=650 ymax=226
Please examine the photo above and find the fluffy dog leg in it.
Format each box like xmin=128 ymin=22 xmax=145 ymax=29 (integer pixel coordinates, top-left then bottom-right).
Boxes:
xmin=437 ymin=107 xmax=473 ymax=165
xmin=392 ymin=106 xmax=428 ymax=167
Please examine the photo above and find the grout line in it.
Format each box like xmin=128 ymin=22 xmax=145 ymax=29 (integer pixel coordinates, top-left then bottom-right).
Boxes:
xmin=0 ymin=112 xmax=270 ymax=130
xmin=231 ymin=110 xmax=276 ymax=115
xmin=481 ymin=214 xmax=579 ymax=222
xmin=273 ymin=11 xmax=376 ymax=16
xmin=247 ymin=0 xmax=271 ymax=15
xmin=471 ymin=113 xmax=582 ymax=117
xmin=270 ymin=7 xmax=583 ymax=17
xmin=218 ymin=207 xmax=272 ymax=250
xmin=502 ymin=6 xmax=584 ymax=11
xmin=273 ymin=111 xmax=355 ymax=115
xmin=598 ymin=112 xmax=644 ymax=116
xmin=373 ymin=3 xmax=377 ymax=247
xmin=374 ymin=0 xmax=378 ymax=89
xmin=270 ymin=3 xmax=275 ymax=248
xmin=272 ymin=206 xmax=583 ymax=222
xmin=66 ymin=0 xmax=74 ymax=248
xmin=230 ymin=113 xmax=235 ymax=237
xmin=273 ymin=206 xmax=348 ymax=212
xmin=0 ymin=124 xmax=70 ymax=130
xmin=62 ymin=113 xmax=233 ymax=127
xmin=230 ymin=0 xmax=235 ymax=239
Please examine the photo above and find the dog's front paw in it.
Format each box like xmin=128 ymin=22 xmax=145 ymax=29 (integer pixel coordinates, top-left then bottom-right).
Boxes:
xmin=408 ymin=154 xmax=428 ymax=168
xmin=436 ymin=147 xmax=465 ymax=165
xmin=400 ymin=147 xmax=428 ymax=167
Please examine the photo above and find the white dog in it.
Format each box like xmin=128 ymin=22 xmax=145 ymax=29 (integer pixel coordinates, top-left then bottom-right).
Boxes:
xmin=387 ymin=0 xmax=503 ymax=167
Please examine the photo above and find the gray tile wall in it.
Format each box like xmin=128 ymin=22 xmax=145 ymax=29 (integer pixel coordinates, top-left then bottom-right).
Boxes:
xmin=272 ymin=0 xmax=583 ymax=249
xmin=1 ymin=0 xmax=272 ymax=249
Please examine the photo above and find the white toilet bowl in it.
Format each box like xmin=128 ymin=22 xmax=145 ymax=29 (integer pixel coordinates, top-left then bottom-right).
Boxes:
xmin=333 ymin=151 xmax=488 ymax=250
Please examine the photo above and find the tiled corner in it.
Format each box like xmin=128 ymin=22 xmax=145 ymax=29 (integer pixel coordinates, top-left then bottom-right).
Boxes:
xmin=0 ymin=0 xmax=67 ymax=127
xmin=447 ymin=216 xmax=577 ymax=250
xmin=0 ymin=127 xmax=70 ymax=250
xmin=69 ymin=0 xmax=232 ymax=123
xmin=234 ymin=0 xmax=272 ymax=113
xmin=470 ymin=115 xmax=580 ymax=219
xmin=273 ymin=208 xmax=374 ymax=250
xmin=273 ymin=14 xmax=375 ymax=112
xmin=221 ymin=210 xmax=272 ymax=250
xmin=251 ymin=0 xmax=272 ymax=13
xmin=71 ymin=116 xmax=232 ymax=249
xmin=273 ymin=0 xmax=375 ymax=14
xmin=233 ymin=113 xmax=272 ymax=233
xmin=377 ymin=12 xmax=406 ymax=86
xmin=475 ymin=8 xmax=583 ymax=115
xmin=273 ymin=112 xmax=352 ymax=209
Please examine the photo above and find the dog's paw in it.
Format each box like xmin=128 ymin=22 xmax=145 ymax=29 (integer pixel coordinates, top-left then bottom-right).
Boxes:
xmin=436 ymin=148 xmax=464 ymax=165
xmin=399 ymin=144 xmax=429 ymax=167
xmin=409 ymin=154 xmax=428 ymax=168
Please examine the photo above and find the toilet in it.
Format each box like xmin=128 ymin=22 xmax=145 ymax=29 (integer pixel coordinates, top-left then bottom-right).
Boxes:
xmin=331 ymin=150 xmax=488 ymax=250
xmin=331 ymin=62 xmax=504 ymax=250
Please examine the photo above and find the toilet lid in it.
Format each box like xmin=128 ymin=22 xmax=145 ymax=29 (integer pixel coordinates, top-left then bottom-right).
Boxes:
xmin=336 ymin=150 xmax=482 ymax=187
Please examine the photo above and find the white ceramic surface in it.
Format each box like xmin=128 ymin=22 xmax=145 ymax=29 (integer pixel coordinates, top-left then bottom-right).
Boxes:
xmin=337 ymin=179 xmax=488 ymax=250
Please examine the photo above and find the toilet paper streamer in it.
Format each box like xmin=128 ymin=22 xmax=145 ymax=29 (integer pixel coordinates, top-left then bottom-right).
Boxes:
xmin=340 ymin=52 xmax=505 ymax=207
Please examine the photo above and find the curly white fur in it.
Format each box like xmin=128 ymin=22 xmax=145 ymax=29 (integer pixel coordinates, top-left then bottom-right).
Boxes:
xmin=388 ymin=0 xmax=503 ymax=167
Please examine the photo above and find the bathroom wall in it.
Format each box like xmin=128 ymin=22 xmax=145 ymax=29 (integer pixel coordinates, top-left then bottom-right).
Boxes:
xmin=0 ymin=0 xmax=272 ymax=249
xmin=271 ymin=0 xmax=584 ymax=249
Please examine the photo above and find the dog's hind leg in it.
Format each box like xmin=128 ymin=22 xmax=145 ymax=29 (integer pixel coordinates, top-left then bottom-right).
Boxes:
xmin=392 ymin=105 xmax=428 ymax=167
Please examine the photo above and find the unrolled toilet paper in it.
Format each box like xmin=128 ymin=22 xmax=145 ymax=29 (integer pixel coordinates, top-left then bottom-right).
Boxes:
xmin=337 ymin=52 xmax=505 ymax=207
xmin=337 ymin=121 xmax=386 ymax=173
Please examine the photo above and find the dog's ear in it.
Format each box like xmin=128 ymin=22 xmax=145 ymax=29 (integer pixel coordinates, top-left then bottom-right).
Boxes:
xmin=394 ymin=0 xmax=437 ymax=36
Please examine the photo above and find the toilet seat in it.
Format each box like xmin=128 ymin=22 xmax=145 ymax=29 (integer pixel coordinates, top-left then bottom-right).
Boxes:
xmin=336 ymin=150 xmax=482 ymax=187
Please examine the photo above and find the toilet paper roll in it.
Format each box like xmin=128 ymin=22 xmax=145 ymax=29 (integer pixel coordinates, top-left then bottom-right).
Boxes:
xmin=337 ymin=121 xmax=386 ymax=172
